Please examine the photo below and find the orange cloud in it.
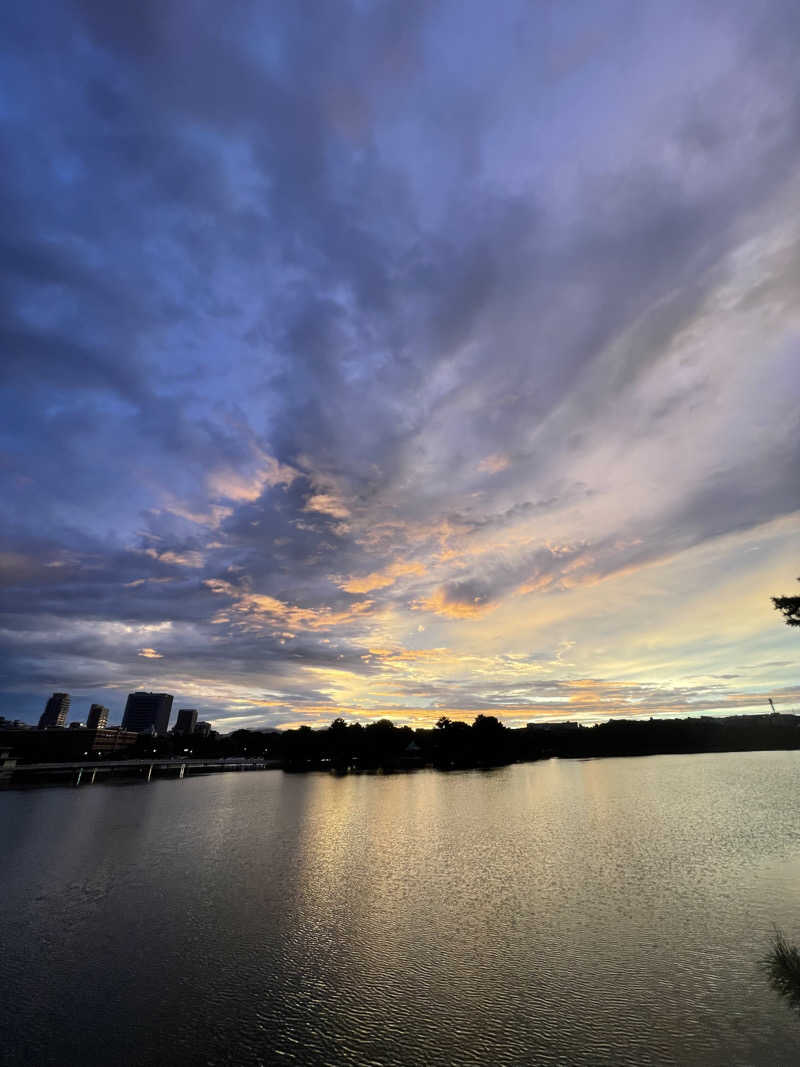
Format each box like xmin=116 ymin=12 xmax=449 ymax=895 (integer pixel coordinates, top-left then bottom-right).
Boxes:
xmin=414 ymin=587 xmax=495 ymax=619
xmin=339 ymin=560 xmax=425 ymax=594
xmin=305 ymin=493 xmax=351 ymax=519
xmin=208 ymin=451 xmax=299 ymax=503
xmin=204 ymin=578 xmax=377 ymax=632
xmin=342 ymin=572 xmax=397 ymax=593
xmin=363 ymin=646 xmax=453 ymax=666
xmin=137 ymin=647 xmax=163 ymax=658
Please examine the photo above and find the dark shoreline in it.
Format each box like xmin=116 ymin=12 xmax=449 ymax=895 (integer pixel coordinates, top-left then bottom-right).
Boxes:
xmin=3 ymin=711 xmax=799 ymax=788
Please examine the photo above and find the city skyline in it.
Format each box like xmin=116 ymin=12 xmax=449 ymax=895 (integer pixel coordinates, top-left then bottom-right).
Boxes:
xmin=2 ymin=2 xmax=799 ymax=731
xmin=18 ymin=690 xmax=214 ymax=737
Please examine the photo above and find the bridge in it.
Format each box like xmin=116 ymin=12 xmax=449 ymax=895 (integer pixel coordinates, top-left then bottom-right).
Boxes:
xmin=5 ymin=756 xmax=282 ymax=786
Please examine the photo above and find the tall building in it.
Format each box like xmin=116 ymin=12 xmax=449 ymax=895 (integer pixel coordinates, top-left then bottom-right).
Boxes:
xmin=87 ymin=704 xmax=109 ymax=730
xmin=174 ymin=708 xmax=198 ymax=735
xmin=121 ymin=692 xmax=173 ymax=735
xmin=194 ymin=721 xmax=212 ymax=738
xmin=39 ymin=693 xmax=70 ymax=729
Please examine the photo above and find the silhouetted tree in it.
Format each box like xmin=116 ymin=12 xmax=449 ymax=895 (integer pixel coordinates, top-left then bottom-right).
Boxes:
xmin=762 ymin=927 xmax=800 ymax=1015
xmin=326 ymin=717 xmax=355 ymax=769
xmin=471 ymin=714 xmax=507 ymax=764
xmin=472 ymin=714 xmax=503 ymax=734
xmin=283 ymin=724 xmax=317 ymax=767
xmin=773 ymin=578 xmax=800 ymax=626
xmin=361 ymin=719 xmax=411 ymax=768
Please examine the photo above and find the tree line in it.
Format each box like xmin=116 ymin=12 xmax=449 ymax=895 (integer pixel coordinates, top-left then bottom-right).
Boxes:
xmin=123 ymin=709 xmax=800 ymax=770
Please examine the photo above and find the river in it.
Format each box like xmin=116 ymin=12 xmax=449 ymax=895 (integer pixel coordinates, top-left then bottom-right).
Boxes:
xmin=2 ymin=751 xmax=800 ymax=1065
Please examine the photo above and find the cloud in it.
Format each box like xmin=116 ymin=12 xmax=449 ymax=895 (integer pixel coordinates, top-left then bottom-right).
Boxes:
xmin=143 ymin=549 xmax=206 ymax=569
xmin=416 ymin=582 xmax=496 ymax=620
xmin=304 ymin=494 xmax=351 ymax=520
xmin=203 ymin=578 xmax=378 ymax=634
xmin=137 ymin=648 xmax=164 ymax=659
xmin=1 ymin=0 xmax=799 ymax=726
xmin=476 ymin=453 xmax=511 ymax=475
xmin=338 ymin=560 xmax=425 ymax=594
xmin=207 ymin=453 xmax=299 ymax=502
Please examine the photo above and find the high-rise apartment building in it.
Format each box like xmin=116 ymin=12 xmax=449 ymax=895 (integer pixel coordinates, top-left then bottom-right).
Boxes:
xmin=174 ymin=709 xmax=198 ymax=735
xmin=39 ymin=693 xmax=70 ymax=729
xmin=121 ymin=692 xmax=173 ymax=735
xmin=86 ymin=704 xmax=109 ymax=730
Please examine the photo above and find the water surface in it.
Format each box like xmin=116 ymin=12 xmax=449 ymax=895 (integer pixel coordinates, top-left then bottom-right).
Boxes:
xmin=2 ymin=752 xmax=800 ymax=1065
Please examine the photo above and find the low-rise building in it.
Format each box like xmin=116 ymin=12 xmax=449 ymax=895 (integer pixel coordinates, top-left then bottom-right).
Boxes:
xmin=0 ymin=727 xmax=138 ymax=763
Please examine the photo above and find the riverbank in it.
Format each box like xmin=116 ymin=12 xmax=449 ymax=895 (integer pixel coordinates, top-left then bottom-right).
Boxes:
xmin=3 ymin=711 xmax=800 ymax=788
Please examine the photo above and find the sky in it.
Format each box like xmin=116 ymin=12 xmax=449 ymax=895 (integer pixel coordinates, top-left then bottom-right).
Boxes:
xmin=1 ymin=0 xmax=799 ymax=731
